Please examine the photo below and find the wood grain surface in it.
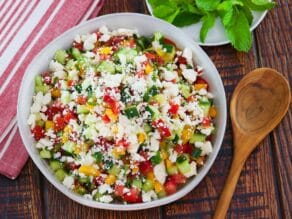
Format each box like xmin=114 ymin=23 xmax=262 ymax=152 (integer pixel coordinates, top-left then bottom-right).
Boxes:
xmin=0 ymin=0 xmax=291 ymax=218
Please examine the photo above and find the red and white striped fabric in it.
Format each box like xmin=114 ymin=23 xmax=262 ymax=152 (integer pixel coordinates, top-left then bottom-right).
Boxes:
xmin=0 ymin=0 xmax=105 ymax=179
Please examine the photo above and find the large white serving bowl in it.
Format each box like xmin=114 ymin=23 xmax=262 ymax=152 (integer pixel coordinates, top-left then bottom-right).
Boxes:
xmin=17 ymin=13 xmax=227 ymax=211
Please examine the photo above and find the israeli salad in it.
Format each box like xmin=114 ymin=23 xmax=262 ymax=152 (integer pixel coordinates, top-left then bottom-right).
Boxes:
xmin=28 ymin=26 xmax=217 ymax=204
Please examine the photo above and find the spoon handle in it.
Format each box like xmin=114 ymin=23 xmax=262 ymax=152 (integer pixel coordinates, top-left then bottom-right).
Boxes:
xmin=213 ymin=155 xmax=247 ymax=219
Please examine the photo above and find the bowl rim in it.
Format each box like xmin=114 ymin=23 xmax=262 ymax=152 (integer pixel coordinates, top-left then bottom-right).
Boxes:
xmin=17 ymin=12 xmax=227 ymax=210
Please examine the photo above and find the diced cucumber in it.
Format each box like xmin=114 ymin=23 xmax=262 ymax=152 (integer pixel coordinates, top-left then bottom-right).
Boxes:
xmin=152 ymin=94 xmax=166 ymax=104
xmin=143 ymin=123 xmax=153 ymax=133
xmin=62 ymin=141 xmax=75 ymax=154
xmin=92 ymin=151 xmax=103 ymax=163
xmin=66 ymin=59 xmax=76 ymax=70
xmin=97 ymin=61 xmax=115 ymax=74
xmin=166 ymin=165 xmax=178 ymax=175
xmin=157 ymin=189 xmax=167 ymax=198
xmin=70 ymin=47 xmax=82 ymax=60
xmin=115 ymin=47 xmax=138 ymax=62
xmin=144 ymin=86 xmax=159 ymax=101
xmin=192 ymin=148 xmax=202 ymax=159
xmin=108 ymin=164 xmax=121 ymax=176
xmin=77 ymin=105 xmax=89 ymax=114
xmin=79 ymin=176 xmax=90 ymax=184
xmin=35 ymin=75 xmax=43 ymax=87
xmin=145 ymin=105 xmax=160 ymax=120
xmin=176 ymin=154 xmax=191 ymax=174
xmin=75 ymin=186 xmax=87 ymax=195
xmin=61 ymin=90 xmax=70 ymax=104
xmin=93 ymin=192 xmax=102 ymax=201
xmin=83 ymin=127 xmax=98 ymax=140
xmin=49 ymin=160 xmax=62 ymax=171
xmin=132 ymin=179 xmax=143 ymax=189
xmin=54 ymin=49 xmax=67 ymax=64
xmin=36 ymin=120 xmax=45 ymax=128
xmin=35 ymin=85 xmax=49 ymax=93
xmin=199 ymin=98 xmax=211 ymax=116
xmin=189 ymin=133 xmax=206 ymax=144
xmin=179 ymin=83 xmax=191 ymax=98
xmin=55 ymin=169 xmax=66 ymax=181
xmin=150 ymin=152 xmax=162 ymax=165
xmin=124 ymin=106 xmax=139 ymax=119
xmin=40 ymin=149 xmax=51 ymax=159
xmin=142 ymin=179 xmax=153 ymax=192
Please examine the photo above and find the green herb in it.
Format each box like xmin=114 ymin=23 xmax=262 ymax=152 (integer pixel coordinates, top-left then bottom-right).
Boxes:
xmin=150 ymin=152 xmax=162 ymax=165
xmin=148 ymin=0 xmax=276 ymax=52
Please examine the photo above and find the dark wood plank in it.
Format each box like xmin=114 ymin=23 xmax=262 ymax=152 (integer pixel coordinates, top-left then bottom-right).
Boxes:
xmin=254 ymin=1 xmax=292 ymax=218
xmin=0 ymin=160 xmax=44 ymax=219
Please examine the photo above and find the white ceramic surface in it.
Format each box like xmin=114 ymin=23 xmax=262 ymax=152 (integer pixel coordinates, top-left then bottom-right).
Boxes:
xmin=17 ymin=13 xmax=227 ymax=210
xmin=146 ymin=0 xmax=268 ymax=46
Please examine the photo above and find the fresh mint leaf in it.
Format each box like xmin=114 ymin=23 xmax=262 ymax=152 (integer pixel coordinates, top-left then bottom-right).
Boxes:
xmin=148 ymin=0 xmax=163 ymax=7
xmin=173 ymin=11 xmax=202 ymax=27
xmin=217 ymin=0 xmax=243 ymax=27
xmin=242 ymin=0 xmax=276 ymax=11
xmin=225 ymin=10 xmax=252 ymax=52
xmin=195 ymin=0 xmax=221 ymax=11
xmin=200 ymin=13 xmax=216 ymax=43
xmin=241 ymin=5 xmax=254 ymax=25
xmin=153 ymin=5 xmax=180 ymax=23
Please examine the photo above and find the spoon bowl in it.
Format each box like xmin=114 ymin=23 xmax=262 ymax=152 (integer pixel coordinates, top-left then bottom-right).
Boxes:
xmin=214 ymin=68 xmax=291 ymax=218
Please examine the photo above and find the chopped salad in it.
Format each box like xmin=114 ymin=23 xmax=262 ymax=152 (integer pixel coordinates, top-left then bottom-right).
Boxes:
xmin=28 ymin=26 xmax=217 ymax=204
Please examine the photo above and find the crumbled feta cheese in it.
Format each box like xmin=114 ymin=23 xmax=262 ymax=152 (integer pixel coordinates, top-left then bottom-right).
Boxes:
xmin=168 ymin=148 xmax=178 ymax=163
xmin=200 ymin=126 xmax=214 ymax=136
xmin=98 ymin=184 xmax=113 ymax=194
xmin=182 ymin=48 xmax=193 ymax=65
xmin=39 ymin=138 xmax=53 ymax=147
xmin=149 ymin=136 xmax=160 ymax=152
xmin=134 ymin=55 xmax=147 ymax=71
xmin=42 ymin=93 xmax=51 ymax=105
xmin=153 ymin=162 xmax=167 ymax=184
xmin=49 ymin=60 xmax=64 ymax=72
xmin=83 ymin=33 xmax=97 ymax=51
xmin=163 ymin=82 xmax=179 ymax=97
xmin=63 ymin=176 xmax=74 ymax=188
xmin=195 ymin=141 xmax=213 ymax=156
xmin=152 ymin=41 xmax=161 ymax=50
xmin=142 ymin=190 xmax=157 ymax=202
xmin=30 ymin=102 xmax=41 ymax=113
xmin=112 ymin=28 xmax=137 ymax=36
xmin=163 ymin=69 xmax=177 ymax=81
xmin=182 ymin=69 xmax=197 ymax=83
xmin=53 ymin=70 xmax=66 ymax=79
xmin=183 ymin=161 xmax=197 ymax=177
xmin=27 ymin=114 xmax=36 ymax=127
xmin=131 ymin=78 xmax=147 ymax=94
xmin=99 ymin=195 xmax=113 ymax=203
xmin=35 ymin=142 xmax=45 ymax=149
xmin=101 ymin=73 xmax=123 ymax=88
xmin=199 ymin=88 xmax=208 ymax=95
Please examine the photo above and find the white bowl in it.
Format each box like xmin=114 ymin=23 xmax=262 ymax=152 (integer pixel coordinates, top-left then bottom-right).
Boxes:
xmin=17 ymin=13 xmax=227 ymax=210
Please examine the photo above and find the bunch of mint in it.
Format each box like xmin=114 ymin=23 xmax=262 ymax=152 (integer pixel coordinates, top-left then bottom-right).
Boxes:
xmin=148 ymin=0 xmax=276 ymax=52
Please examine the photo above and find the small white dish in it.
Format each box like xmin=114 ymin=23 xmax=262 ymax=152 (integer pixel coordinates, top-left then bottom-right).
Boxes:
xmin=17 ymin=13 xmax=227 ymax=210
xmin=146 ymin=0 xmax=268 ymax=46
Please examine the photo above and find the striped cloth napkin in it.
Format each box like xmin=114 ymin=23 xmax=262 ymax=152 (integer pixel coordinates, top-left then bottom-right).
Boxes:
xmin=0 ymin=0 xmax=104 ymax=179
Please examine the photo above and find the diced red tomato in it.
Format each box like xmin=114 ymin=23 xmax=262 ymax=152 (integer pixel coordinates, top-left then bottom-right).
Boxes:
xmin=195 ymin=76 xmax=209 ymax=90
xmin=42 ymin=72 xmax=52 ymax=85
xmin=164 ymin=180 xmax=177 ymax=195
xmin=67 ymin=80 xmax=75 ymax=87
xmin=116 ymin=138 xmax=130 ymax=148
xmin=168 ymin=103 xmax=179 ymax=115
xmin=128 ymin=38 xmax=136 ymax=48
xmin=186 ymin=95 xmax=196 ymax=102
xmin=73 ymin=41 xmax=83 ymax=50
xmin=54 ymin=116 xmax=66 ymax=131
xmin=94 ymin=31 xmax=102 ymax=40
xmin=102 ymin=114 xmax=111 ymax=124
xmin=103 ymin=94 xmax=120 ymax=114
xmin=152 ymin=119 xmax=171 ymax=138
xmin=145 ymin=52 xmax=164 ymax=65
xmin=177 ymin=56 xmax=187 ymax=65
xmin=31 ymin=125 xmax=45 ymax=141
xmin=76 ymin=96 xmax=87 ymax=105
xmin=67 ymin=162 xmax=80 ymax=171
xmin=138 ymin=160 xmax=153 ymax=176
xmin=93 ymin=176 xmax=105 ymax=186
xmin=168 ymin=173 xmax=187 ymax=185
xmin=201 ymin=117 xmax=211 ymax=127
xmin=163 ymin=38 xmax=176 ymax=47
xmin=174 ymin=143 xmax=192 ymax=154
xmin=45 ymin=105 xmax=63 ymax=120
xmin=108 ymin=36 xmax=124 ymax=46
xmin=64 ymin=112 xmax=76 ymax=123
xmin=114 ymin=184 xmax=125 ymax=197
xmin=123 ymin=188 xmax=142 ymax=203
xmin=139 ymin=150 xmax=149 ymax=160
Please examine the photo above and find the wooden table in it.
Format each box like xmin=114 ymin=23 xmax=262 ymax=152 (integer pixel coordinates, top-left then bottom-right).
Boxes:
xmin=1 ymin=1 xmax=291 ymax=218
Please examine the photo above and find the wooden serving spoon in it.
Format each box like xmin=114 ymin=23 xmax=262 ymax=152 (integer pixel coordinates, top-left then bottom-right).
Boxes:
xmin=213 ymin=68 xmax=291 ymax=219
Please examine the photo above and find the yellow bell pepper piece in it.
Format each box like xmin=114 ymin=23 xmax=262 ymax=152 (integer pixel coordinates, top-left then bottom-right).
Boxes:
xmin=137 ymin=133 xmax=146 ymax=144
xmin=161 ymin=150 xmax=168 ymax=160
xmin=100 ymin=47 xmax=111 ymax=55
xmin=79 ymin=165 xmax=100 ymax=177
xmin=181 ymin=125 xmax=194 ymax=144
xmin=209 ymin=106 xmax=217 ymax=118
xmin=45 ymin=121 xmax=54 ymax=131
xmin=165 ymin=159 xmax=173 ymax=169
xmin=147 ymin=172 xmax=155 ymax=182
xmin=51 ymin=88 xmax=61 ymax=98
xmin=194 ymin=83 xmax=208 ymax=91
xmin=154 ymin=181 xmax=163 ymax=193
xmin=105 ymin=108 xmax=118 ymax=122
xmin=145 ymin=64 xmax=153 ymax=74
xmin=105 ymin=174 xmax=116 ymax=185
